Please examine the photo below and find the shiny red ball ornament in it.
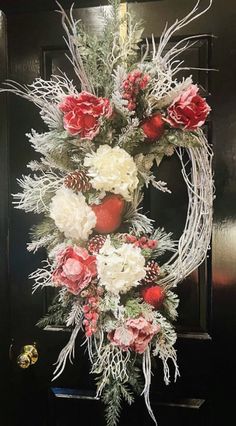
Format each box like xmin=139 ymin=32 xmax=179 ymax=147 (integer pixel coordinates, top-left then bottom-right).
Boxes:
xmin=141 ymin=113 xmax=165 ymax=141
xmin=141 ymin=285 xmax=165 ymax=309
xmin=91 ymin=194 xmax=125 ymax=234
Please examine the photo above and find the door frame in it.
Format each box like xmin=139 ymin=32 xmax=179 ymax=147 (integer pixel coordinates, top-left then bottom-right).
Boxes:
xmin=0 ymin=9 xmax=10 ymax=397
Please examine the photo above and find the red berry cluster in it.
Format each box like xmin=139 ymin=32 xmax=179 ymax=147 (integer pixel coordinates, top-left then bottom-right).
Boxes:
xmin=125 ymin=234 xmax=157 ymax=250
xmin=122 ymin=70 xmax=150 ymax=111
xmin=82 ymin=296 xmax=100 ymax=337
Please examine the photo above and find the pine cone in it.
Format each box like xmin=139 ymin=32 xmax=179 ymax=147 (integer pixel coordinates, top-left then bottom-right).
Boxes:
xmin=88 ymin=235 xmax=107 ymax=254
xmin=64 ymin=170 xmax=92 ymax=192
xmin=142 ymin=260 xmax=160 ymax=285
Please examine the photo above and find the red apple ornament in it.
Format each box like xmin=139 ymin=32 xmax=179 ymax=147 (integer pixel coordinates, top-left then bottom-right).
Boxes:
xmin=91 ymin=194 xmax=125 ymax=234
xmin=141 ymin=285 xmax=165 ymax=309
xmin=141 ymin=113 xmax=165 ymax=141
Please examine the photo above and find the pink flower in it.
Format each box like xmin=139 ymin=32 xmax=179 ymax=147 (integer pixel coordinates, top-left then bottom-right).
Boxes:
xmin=108 ymin=316 xmax=160 ymax=354
xmin=52 ymin=246 xmax=97 ymax=295
xmin=59 ymin=92 xmax=112 ymax=140
xmin=166 ymin=85 xmax=211 ymax=130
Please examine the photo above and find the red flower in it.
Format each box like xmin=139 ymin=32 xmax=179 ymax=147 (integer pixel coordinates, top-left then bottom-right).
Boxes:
xmin=108 ymin=316 xmax=160 ymax=354
xmin=141 ymin=113 xmax=165 ymax=141
xmin=166 ymin=84 xmax=211 ymax=130
xmin=141 ymin=285 xmax=165 ymax=309
xmin=59 ymin=92 xmax=112 ymax=140
xmin=52 ymin=246 xmax=97 ymax=295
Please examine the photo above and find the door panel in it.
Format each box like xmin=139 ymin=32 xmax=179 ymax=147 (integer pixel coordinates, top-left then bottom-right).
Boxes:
xmin=2 ymin=1 xmax=236 ymax=425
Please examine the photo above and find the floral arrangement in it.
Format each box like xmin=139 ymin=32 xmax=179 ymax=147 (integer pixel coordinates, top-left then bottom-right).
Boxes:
xmin=2 ymin=1 xmax=214 ymax=425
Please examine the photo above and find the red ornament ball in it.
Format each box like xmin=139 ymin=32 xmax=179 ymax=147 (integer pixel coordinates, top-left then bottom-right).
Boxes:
xmin=91 ymin=194 xmax=125 ymax=234
xmin=141 ymin=113 xmax=165 ymax=141
xmin=141 ymin=285 xmax=165 ymax=309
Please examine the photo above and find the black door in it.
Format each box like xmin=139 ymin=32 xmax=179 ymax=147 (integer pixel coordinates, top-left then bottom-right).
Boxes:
xmin=0 ymin=1 xmax=236 ymax=425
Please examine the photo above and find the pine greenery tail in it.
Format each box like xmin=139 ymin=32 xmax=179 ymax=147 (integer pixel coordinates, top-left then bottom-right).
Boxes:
xmin=74 ymin=0 xmax=143 ymax=97
xmin=36 ymin=295 xmax=70 ymax=329
xmin=102 ymin=380 xmax=134 ymax=426
xmin=127 ymin=364 xmax=144 ymax=395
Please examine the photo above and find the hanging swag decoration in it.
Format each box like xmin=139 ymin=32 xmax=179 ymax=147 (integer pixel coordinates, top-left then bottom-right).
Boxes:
xmin=2 ymin=1 xmax=214 ymax=425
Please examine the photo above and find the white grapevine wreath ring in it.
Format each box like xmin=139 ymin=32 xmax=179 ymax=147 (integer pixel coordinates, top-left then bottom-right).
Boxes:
xmin=1 ymin=1 xmax=214 ymax=425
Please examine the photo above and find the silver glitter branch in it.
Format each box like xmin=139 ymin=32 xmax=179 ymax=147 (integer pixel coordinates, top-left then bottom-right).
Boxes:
xmin=56 ymin=1 xmax=93 ymax=93
xmin=154 ymin=0 xmax=213 ymax=71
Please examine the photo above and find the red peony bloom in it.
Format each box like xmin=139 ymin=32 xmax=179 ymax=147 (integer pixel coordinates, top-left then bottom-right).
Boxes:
xmin=52 ymin=246 xmax=97 ymax=295
xmin=108 ymin=316 xmax=160 ymax=354
xmin=141 ymin=113 xmax=165 ymax=141
xmin=166 ymin=84 xmax=211 ymax=130
xmin=141 ymin=285 xmax=165 ymax=309
xmin=59 ymin=92 xmax=112 ymax=140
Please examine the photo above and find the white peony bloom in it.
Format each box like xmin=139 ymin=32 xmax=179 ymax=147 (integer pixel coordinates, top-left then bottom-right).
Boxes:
xmin=84 ymin=145 xmax=139 ymax=201
xmin=50 ymin=187 xmax=96 ymax=241
xmin=96 ymin=237 xmax=146 ymax=294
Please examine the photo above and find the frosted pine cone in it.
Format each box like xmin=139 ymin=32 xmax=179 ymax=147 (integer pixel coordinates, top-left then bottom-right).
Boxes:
xmin=88 ymin=235 xmax=107 ymax=254
xmin=142 ymin=260 xmax=160 ymax=284
xmin=64 ymin=170 xmax=92 ymax=192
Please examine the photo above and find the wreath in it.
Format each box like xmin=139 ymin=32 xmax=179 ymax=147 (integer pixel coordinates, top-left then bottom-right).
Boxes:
xmin=2 ymin=1 xmax=214 ymax=425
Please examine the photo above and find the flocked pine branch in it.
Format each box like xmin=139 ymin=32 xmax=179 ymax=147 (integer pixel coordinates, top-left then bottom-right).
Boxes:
xmin=112 ymin=65 xmax=132 ymax=118
xmin=27 ymin=129 xmax=92 ymax=172
xmin=163 ymin=290 xmax=179 ymax=321
xmin=102 ymin=380 xmax=135 ymax=426
xmin=124 ymin=190 xmax=154 ymax=235
xmin=1 ymin=75 xmax=78 ymax=128
xmin=13 ymin=170 xmax=64 ymax=214
xmin=29 ymin=217 xmax=63 ymax=251
xmin=37 ymin=292 xmax=72 ymax=329
xmin=151 ymin=227 xmax=177 ymax=257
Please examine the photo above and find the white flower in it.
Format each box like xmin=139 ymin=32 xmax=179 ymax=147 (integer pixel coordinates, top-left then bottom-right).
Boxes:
xmin=84 ymin=145 xmax=139 ymax=201
xmin=49 ymin=187 xmax=96 ymax=241
xmin=96 ymin=237 xmax=146 ymax=294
